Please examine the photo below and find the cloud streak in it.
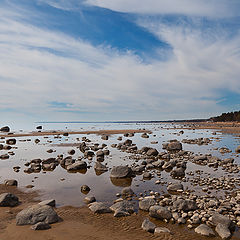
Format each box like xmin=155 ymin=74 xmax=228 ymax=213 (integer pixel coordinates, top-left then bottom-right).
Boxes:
xmin=85 ymin=0 xmax=240 ymax=18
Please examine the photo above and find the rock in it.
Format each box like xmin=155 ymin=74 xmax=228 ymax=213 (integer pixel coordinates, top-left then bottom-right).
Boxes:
xmin=211 ymin=213 xmax=232 ymax=228
xmin=0 ymin=126 xmax=10 ymax=132
xmin=101 ymin=135 xmax=109 ymax=140
xmin=31 ymin=222 xmax=51 ymax=230
xmin=67 ymin=161 xmax=87 ymax=171
xmin=35 ymin=139 xmax=40 ymax=144
xmin=16 ymin=204 xmax=59 ymax=225
xmin=121 ymin=187 xmax=134 ymax=197
xmin=42 ymin=158 xmax=56 ymax=164
xmin=4 ymin=179 xmax=18 ymax=186
xmin=195 ymin=224 xmax=215 ymax=237
xmin=166 ymin=141 xmax=182 ymax=151
xmin=154 ymin=227 xmax=171 ymax=234
xmin=81 ymin=185 xmax=90 ymax=193
xmin=143 ymin=172 xmax=152 ymax=179
xmin=141 ymin=133 xmax=149 ymax=138
xmin=110 ymin=166 xmax=133 ymax=178
xmin=0 ymin=193 xmax=19 ymax=207
xmin=173 ymin=199 xmax=197 ymax=212
xmin=149 ymin=206 xmax=172 ymax=220
xmin=139 ymin=198 xmax=156 ymax=211
xmin=141 ymin=218 xmax=156 ymax=233
xmin=36 ymin=126 xmax=42 ymax=130
xmin=6 ymin=138 xmax=16 ymax=145
xmin=235 ymin=146 xmax=240 ymax=153
xmin=146 ymin=148 xmax=158 ymax=156
xmin=84 ymin=196 xmax=96 ymax=204
xmin=88 ymin=202 xmax=112 ymax=214
xmin=162 ymin=159 xmax=176 ymax=170
xmin=0 ymin=154 xmax=9 ymax=160
xmin=39 ymin=199 xmax=56 ymax=207
xmin=110 ymin=201 xmax=134 ymax=216
xmin=68 ymin=149 xmax=75 ymax=155
xmin=94 ymin=162 xmax=108 ymax=172
xmin=167 ymin=182 xmax=183 ymax=192
xmin=170 ymin=167 xmax=185 ymax=178
xmin=216 ymin=223 xmax=231 ymax=239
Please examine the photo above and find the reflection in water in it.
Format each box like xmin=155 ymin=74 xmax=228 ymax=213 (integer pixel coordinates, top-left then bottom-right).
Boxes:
xmin=110 ymin=177 xmax=132 ymax=187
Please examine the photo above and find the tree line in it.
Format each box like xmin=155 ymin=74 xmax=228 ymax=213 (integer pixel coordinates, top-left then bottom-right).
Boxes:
xmin=210 ymin=111 xmax=240 ymax=122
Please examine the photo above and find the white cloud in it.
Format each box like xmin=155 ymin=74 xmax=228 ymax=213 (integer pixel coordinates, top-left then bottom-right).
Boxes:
xmin=85 ymin=0 xmax=240 ymax=18
xmin=0 ymin=3 xmax=240 ymax=123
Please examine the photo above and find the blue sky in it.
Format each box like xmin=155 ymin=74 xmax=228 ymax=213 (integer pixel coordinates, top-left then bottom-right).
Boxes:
xmin=0 ymin=0 xmax=240 ymax=126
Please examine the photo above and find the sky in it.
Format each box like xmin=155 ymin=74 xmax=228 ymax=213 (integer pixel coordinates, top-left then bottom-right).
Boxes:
xmin=0 ymin=0 xmax=240 ymax=126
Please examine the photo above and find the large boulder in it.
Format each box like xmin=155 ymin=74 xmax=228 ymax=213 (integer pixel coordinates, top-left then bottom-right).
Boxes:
xmin=195 ymin=224 xmax=215 ymax=237
xmin=0 ymin=193 xmax=19 ymax=207
xmin=16 ymin=204 xmax=59 ymax=225
xmin=110 ymin=166 xmax=133 ymax=178
xmin=149 ymin=206 xmax=172 ymax=220
xmin=211 ymin=213 xmax=232 ymax=228
xmin=67 ymin=161 xmax=87 ymax=171
xmin=170 ymin=167 xmax=185 ymax=178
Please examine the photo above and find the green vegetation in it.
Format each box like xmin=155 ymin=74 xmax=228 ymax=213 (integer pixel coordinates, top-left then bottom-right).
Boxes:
xmin=210 ymin=111 xmax=240 ymax=122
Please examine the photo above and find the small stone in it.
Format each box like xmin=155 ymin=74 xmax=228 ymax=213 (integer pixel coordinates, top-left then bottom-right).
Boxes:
xmin=141 ymin=218 xmax=156 ymax=233
xmin=31 ymin=222 xmax=51 ymax=230
xmin=154 ymin=227 xmax=171 ymax=234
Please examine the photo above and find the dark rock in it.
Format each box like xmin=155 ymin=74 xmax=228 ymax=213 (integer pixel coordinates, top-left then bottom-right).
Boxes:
xmin=146 ymin=148 xmax=159 ymax=156
xmin=94 ymin=162 xmax=108 ymax=172
xmin=173 ymin=199 xmax=197 ymax=212
xmin=0 ymin=193 xmax=19 ymax=207
xmin=110 ymin=166 xmax=133 ymax=178
xmin=36 ymin=126 xmax=42 ymax=130
xmin=84 ymin=196 xmax=96 ymax=204
xmin=0 ymin=154 xmax=9 ymax=160
xmin=142 ymin=218 xmax=156 ymax=233
xmin=67 ymin=161 xmax=87 ymax=171
xmin=81 ymin=185 xmax=90 ymax=193
xmin=68 ymin=149 xmax=75 ymax=155
xmin=166 ymin=141 xmax=182 ymax=151
xmin=0 ymin=126 xmax=10 ymax=132
xmin=167 ymin=182 xmax=183 ymax=192
xmin=215 ymin=223 xmax=231 ymax=239
xmin=170 ymin=167 xmax=185 ymax=178
xmin=4 ymin=179 xmax=18 ymax=186
xmin=121 ymin=187 xmax=134 ymax=197
xmin=31 ymin=222 xmax=51 ymax=230
xmin=6 ymin=138 xmax=16 ymax=145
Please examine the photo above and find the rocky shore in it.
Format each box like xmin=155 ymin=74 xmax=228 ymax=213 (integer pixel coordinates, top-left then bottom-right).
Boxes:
xmin=0 ymin=124 xmax=240 ymax=239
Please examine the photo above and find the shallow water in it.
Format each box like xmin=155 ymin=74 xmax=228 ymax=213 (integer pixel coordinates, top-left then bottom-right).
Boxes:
xmin=0 ymin=122 xmax=239 ymax=207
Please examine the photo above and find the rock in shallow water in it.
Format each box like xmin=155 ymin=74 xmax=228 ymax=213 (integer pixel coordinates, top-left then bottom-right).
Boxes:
xmin=110 ymin=165 xmax=133 ymax=178
xmin=139 ymin=198 xmax=156 ymax=211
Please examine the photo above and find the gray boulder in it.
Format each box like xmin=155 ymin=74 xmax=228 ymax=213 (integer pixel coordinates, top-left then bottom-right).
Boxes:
xmin=110 ymin=201 xmax=134 ymax=217
xmin=211 ymin=213 xmax=232 ymax=227
xmin=173 ymin=199 xmax=197 ymax=212
xmin=195 ymin=224 xmax=215 ymax=237
xmin=215 ymin=223 xmax=231 ymax=239
xmin=139 ymin=198 xmax=156 ymax=211
xmin=110 ymin=165 xmax=133 ymax=178
xmin=88 ymin=202 xmax=112 ymax=214
xmin=16 ymin=204 xmax=59 ymax=225
xmin=0 ymin=193 xmax=19 ymax=207
xmin=141 ymin=218 xmax=156 ymax=233
xmin=149 ymin=206 xmax=172 ymax=220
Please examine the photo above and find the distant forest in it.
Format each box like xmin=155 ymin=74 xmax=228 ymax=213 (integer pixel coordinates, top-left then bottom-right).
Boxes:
xmin=210 ymin=111 xmax=240 ymax=122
